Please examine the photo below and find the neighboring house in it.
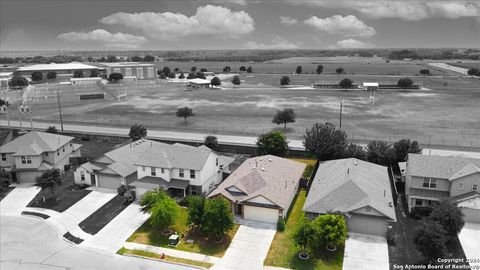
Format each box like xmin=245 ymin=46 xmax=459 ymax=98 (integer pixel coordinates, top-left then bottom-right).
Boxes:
xmin=404 ymin=154 xmax=480 ymax=218
xmin=74 ymin=139 xmax=233 ymax=197
xmin=99 ymin=62 xmax=156 ymax=80
xmin=188 ymin=78 xmax=211 ymax=89
xmin=0 ymin=131 xmax=81 ymax=183
xmin=303 ymin=158 xmax=396 ymax=236
xmin=208 ymin=155 xmax=306 ymax=224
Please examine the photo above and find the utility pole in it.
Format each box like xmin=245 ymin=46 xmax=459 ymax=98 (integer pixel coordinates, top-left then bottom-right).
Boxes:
xmin=339 ymin=100 xmax=344 ymax=129
xmin=56 ymin=88 xmax=64 ymax=132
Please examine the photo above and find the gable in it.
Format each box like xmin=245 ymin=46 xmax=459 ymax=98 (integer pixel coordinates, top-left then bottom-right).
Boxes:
xmin=226 ymin=185 xmax=244 ymax=193
xmin=351 ymin=206 xmax=387 ymax=217
xmin=244 ymin=195 xmax=276 ymax=206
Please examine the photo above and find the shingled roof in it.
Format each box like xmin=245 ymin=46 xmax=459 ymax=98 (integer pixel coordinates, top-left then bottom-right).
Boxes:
xmin=303 ymin=158 xmax=396 ymax=221
xmin=0 ymin=131 xmax=74 ymax=156
xmin=407 ymin=154 xmax=480 ymax=180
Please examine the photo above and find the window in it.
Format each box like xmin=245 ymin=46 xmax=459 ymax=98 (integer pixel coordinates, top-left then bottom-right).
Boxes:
xmin=458 ymin=182 xmax=464 ymax=189
xmin=21 ymin=156 xmax=26 ymax=164
xmin=43 ymin=152 xmax=48 ymax=157
xmin=473 ymin=184 xmax=478 ymax=191
xmin=179 ymin=169 xmax=184 ymax=178
xmin=125 ymin=67 xmax=132 ymax=77
xmin=80 ymin=171 xmax=85 ymax=181
xmin=26 ymin=156 xmax=32 ymax=164
xmin=57 ymin=151 xmax=59 ymax=156
xmin=161 ymin=168 xmax=165 ymax=174
xmin=415 ymin=199 xmax=423 ymax=206
xmin=136 ymin=67 xmax=144 ymax=79
xmin=151 ymin=167 xmax=156 ymax=176
xmin=1 ymin=153 xmax=6 ymax=161
xmin=216 ymin=158 xmax=218 ymax=166
xmin=422 ymin=177 xmax=437 ymax=188
xmin=190 ymin=170 xmax=195 ymax=179
xmin=63 ymin=147 xmax=65 ymax=152
xmin=147 ymin=67 xmax=154 ymax=78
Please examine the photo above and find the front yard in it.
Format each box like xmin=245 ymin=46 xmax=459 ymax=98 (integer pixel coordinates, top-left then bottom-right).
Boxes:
xmin=264 ymin=190 xmax=344 ymax=270
xmin=127 ymin=206 xmax=239 ymax=257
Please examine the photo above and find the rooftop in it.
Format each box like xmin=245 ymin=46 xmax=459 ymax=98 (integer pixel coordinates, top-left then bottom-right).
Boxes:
xmin=0 ymin=131 xmax=75 ymax=156
xmin=17 ymin=62 xmax=99 ymax=72
xmin=99 ymin=62 xmax=155 ymax=67
xmin=407 ymin=154 xmax=480 ymax=180
xmin=189 ymin=78 xmax=211 ymax=84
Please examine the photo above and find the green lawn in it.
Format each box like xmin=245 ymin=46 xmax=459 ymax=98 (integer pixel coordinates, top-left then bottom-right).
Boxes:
xmin=127 ymin=207 xmax=239 ymax=257
xmin=117 ymin=247 xmax=213 ymax=269
xmin=264 ymin=190 xmax=344 ymax=270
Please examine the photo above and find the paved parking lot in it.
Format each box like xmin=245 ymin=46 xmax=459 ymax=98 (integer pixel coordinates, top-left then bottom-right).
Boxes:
xmin=342 ymin=233 xmax=389 ymax=270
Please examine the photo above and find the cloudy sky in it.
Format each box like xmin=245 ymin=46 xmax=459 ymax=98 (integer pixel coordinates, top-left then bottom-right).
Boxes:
xmin=1 ymin=0 xmax=479 ymax=51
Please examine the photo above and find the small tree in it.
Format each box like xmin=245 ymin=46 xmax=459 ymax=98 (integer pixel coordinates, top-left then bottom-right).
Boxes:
xmin=173 ymin=68 xmax=180 ymax=73
xmin=46 ymin=71 xmax=57 ymax=80
xmin=280 ymin=76 xmax=290 ymax=86
xmin=31 ymin=71 xmax=43 ymax=82
xmin=428 ymin=200 xmax=464 ymax=238
xmin=90 ymin=69 xmax=99 ymax=77
xmin=231 ymin=75 xmax=241 ymax=88
xmin=392 ymin=139 xmax=422 ymax=163
xmin=73 ymin=70 xmax=84 ymax=78
xmin=35 ymin=169 xmax=61 ymax=199
xmin=413 ymin=219 xmax=448 ymax=261
xmin=316 ymin=65 xmax=324 ymax=74
xmin=108 ymin=72 xmax=123 ymax=82
xmin=223 ymin=66 xmax=231 ymax=73
xmin=167 ymin=72 xmax=176 ymax=79
xmin=200 ymin=68 xmax=208 ymax=72
xmin=339 ymin=78 xmax=353 ymax=91
xmin=186 ymin=195 xmax=205 ymax=228
xmin=195 ymin=72 xmax=206 ymax=79
xmin=397 ymin=78 xmax=414 ymax=91
xmin=9 ymin=76 xmax=29 ymax=88
xmin=162 ymin=66 xmax=171 ymax=76
xmin=140 ymin=189 xmax=167 ymax=213
xmin=187 ymin=72 xmax=195 ymax=79
xmin=344 ymin=143 xmax=367 ymax=160
xmin=201 ymin=197 xmax=234 ymax=241
xmin=293 ymin=218 xmax=316 ymax=258
xmin=419 ymin=69 xmax=430 ymax=76
xmin=467 ymin=68 xmax=480 ymax=76
xmin=239 ymin=66 xmax=246 ymax=72
xmin=149 ymin=195 xmax=179 ymax=231
xmin=129 ymin=124 xmax=147 ymax=141
xmin=296 ymin=65 xmax=302 ymax=74
xmin=143 ymin=55 xmax=155 ymax=62
xmin=367 ymin=140 xmax=394 ymax=166
xmin=178 ymin=72 xmax=185 ymax=79
xmin=246 ymin=66 xmax=252 ymax=73
xmin=204 ymin=135 xmax=219 ymax=151
xmin=191 ymin=66 xmax=197 ymax=72
xmin=107 ymin=55 xmax=118 ymax=62
xmin=131 ymin=55 xmax=143 ymax=62
xmin=0 ymin=98 xmax=7 ymax=107
xmin=312 ymin=214 xmax=347 ymax=251
xmin=256 ymin=131 xmax=289 ymax=157
xmin=336 ymin=67 xmax=344 ymax=75
xmin=303 ymin=122 xmax=348 ymax=161
xmin=176 ymin=107 xmax=194 ymax=123
xmin=211 ymin=77 xmax=221 ymax=87
xmin=46 ymin=126 xmax=58 ymax=134
xmin=272 ymin=108 xmax=296 ymax=130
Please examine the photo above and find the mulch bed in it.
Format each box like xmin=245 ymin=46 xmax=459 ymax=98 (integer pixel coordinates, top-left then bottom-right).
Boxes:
xmin=79 ymin=195 xmax=130 ymax=235
xmin=21 ymin=211 xmax=50 ymax=219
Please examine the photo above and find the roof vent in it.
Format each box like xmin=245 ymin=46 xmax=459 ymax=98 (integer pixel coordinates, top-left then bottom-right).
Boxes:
xmin=353 ymin=159 xmax=358 ymax=166
xmin=261 ymin=167 xmax=265 ymax=171
xmin=268 ymin=158 xmax=272 ymax=162
xmin=347 ymin=168 xmax=350 ymax=174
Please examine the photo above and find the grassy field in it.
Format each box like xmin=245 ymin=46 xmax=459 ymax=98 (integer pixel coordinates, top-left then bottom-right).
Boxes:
xmin=117 ymin=248 xmax=214 ymax=268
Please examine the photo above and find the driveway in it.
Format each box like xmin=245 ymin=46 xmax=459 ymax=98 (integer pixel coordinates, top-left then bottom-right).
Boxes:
xmin=212 ymin=220 xmax=276 ymax=270
xmin=342 ymin=233 xmax=389 ymax=270
xmin=0 ymin=184 xmax=41 ymax=216
xmin=81 ymin=202 xmax=149 ymax=253
xmin=0 ymin=215 xmax=195 ymax=270
xmin=458 ymin=223 xmax=480 ymax=269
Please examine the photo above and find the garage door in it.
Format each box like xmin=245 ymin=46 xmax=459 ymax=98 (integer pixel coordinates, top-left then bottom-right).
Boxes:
xmin=97 ymin=175 xmax=122 ymax=190
xmin=243 ymin=205 xmax=279 ymax=224
xmin=347 ymin=216 xmax=388 ymax=236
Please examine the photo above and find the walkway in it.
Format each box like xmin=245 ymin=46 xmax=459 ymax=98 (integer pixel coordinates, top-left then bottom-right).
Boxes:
xmin=124 ymin=242 xmax=220 ymax=264
xmin=458 ymin=223 xmax=480 ymax=269
xmin=0 ymin=183 xmax=41 ymax=216
xmin=342 ymin=233 xmax=389 ymax=270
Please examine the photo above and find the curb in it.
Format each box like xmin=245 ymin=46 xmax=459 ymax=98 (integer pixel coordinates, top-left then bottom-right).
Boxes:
xmin=122 ymin=252 xmax=210 ymax=270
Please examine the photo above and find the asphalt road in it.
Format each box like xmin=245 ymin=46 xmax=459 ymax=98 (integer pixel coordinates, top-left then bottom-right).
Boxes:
xmin=0 ymin=215 xmax=195 ymax=270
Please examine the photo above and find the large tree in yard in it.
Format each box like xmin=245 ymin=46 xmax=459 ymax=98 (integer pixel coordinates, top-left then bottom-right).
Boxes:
xmin=272 ymin=108 xmax=296 ymax=130
xmin=176 ymin=107 xmax=194 ymax=123
xmin=201 ymin=197 xmax=234 ymax=242
xmin=186 ymin=195 xmax=205 ymax=228
xmin=413 ymin=219 xmax=448 ymax=261
xmin=211 ymin=77 xmax=221 ymax=86
xmin=366 ymin=140 xmax=394 ymax=166
xmin=140 ymin=189 xmax=167 ymax=213
xmin=280 ymin=76 xmax=290 ymax=86
xmin=397 ymin=78 xmax=414 ymax=91
xmin=344 ymin=143 xmax=367 ymax=160
xmin=339 ymin=78 xmax=353 ymax=91
xmin=392 ymin=139 xmax=422 ymax=163
xmin=303 ymin=122 xmax=348 ymax=161
xmin=204 ymin=135 xmax=219 ymax=151
xmin=428 ymin=200 xmax=464 ymax=238
xmin=294 ymin=218 xmax=316 ymax=259
xmin=312 ymin=214 xmax=347 ymax=251
xmin=149 ymin=194 xmax=179 ymax=232
xmin=35 ymin=169 xmax=61 ymax=199
xmin=129 ymin=124 xmax=147 ymax=141
xmin=9 ymin=76 xmax=29 ymax=88
xmin=256 ymin=131 xmax=289 ymax=157
xmin=231 ymin=75 xmax=241 ymax=87
xmin=31 ymin=71 xmax=43 ymax=82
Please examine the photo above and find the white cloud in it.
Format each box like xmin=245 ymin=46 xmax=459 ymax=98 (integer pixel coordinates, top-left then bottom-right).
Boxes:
xmin=280 ymin=16 xmax=298 ymax=26
xmin=289 ymin=0 xmax=480 ymax=21
xmin=100 ymin=5 xmax=255 ymax=40
xmin=245 ymin=36 xmax=298 ymax=49
xmin=334 ymin=39 xmax=374 ymax=49
xmin=57 ymin=29 xmax=147 ymax=49
xmin=304 ymin=15 xmax=376 ymax=38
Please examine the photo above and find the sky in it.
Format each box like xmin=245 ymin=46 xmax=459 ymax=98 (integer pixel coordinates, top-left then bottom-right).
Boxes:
xmin=0 ymin=0 xmax=479 ymax=51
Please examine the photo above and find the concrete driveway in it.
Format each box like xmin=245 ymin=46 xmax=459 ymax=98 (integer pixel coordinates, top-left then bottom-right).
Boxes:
xmin=212 ymin=221 xmax=276 ymax=270
xmin=81 ymin=202 xmax=149 ymax=253
xmin=342 ymin=233 xmax=389 ymax=270
xmin=458 ymin=223 xmax=480 ymax=269
xmin=0 ymin=184 xmax=41 ymax=216
xmin=0 ymin=215 xmax=195 ymax=270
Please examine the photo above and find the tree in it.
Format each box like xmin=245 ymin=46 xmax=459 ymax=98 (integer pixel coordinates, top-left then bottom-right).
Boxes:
xmin=131 ymin=55 xmax=143 ymax=62
xmin=280 ymin=76 xmax=290 ymax=86
xmin=339 ymin=78 xmax=353 ymax=91
xmin=293 ymin=218 xmax=316 ymax=257
xmin=173 ymin=68 xmax=180 ymax=73
xmin=467 ymin=68 xmax=480 ymax=76
xmin=201 ymin=197 xmax=234 ymax=240
xmin=46 ymin=71 xmax=57 ymax=80
xmin=176 ymin=107 xmax=194 ymax=123
xmin=187 ymin=73 xmax=195 ymax=79
xmin=167 ymin=72 xmax=176 ymax=79
xmin=108 ymin=72 xmax=123 ymax=82
xmin=90 ymin=69 xmax=99 ymax=77
xmin=31 ymin=71 xmax=43 ymax=82
xmin=143 ymin=55 xmax=155 ymax=62
xmin=246 ymin=66 xmax=252 ymax=73
xmin=158 ymin=72 xmax=166 ymax=79
xmin=129 ymin=124 xmax=147 ymax=141
xmin=272 ymin=108 xmax=296 ymax=130
xmin=223 ymin=66 xmax=231 ymax=73
xmin=392 ymin=139 xmax=422 ymax=163
xmin=0 ymin=98 xmax=7 ymax=107
xmin=35 ymin=169 xmax=61 ymax=199
xmin=211 ymin=77 xmax=221 ymax=86
xmin=239 ymin=66 xmax=246 ymax=72
xmin=344 ymin=143 xmax=367 ymax=160
xmin=161 ymin=67 xmax=171 ymax=76
xmin=8 ymin=76 xmax=29 ymax=88
xmin=0 ymin=170 xmax=9 ymax=186
xmin=316 ymin=65 xmax=324 ymax=74
xmin=231 ymin=75 xmax=241 ymax=87
xmin=191 ymin=66 xmax=197 ymax=72
xmin=107 ymin=55 xmax=118 ymax=62
xmin=296 ymin=66 xmax=302 ymax=74
xmin=428 ymin=200 xmax=464 ymax=238
xmin=186 ymin=195 xmax=204 ymax=228
xmin=195 ymin=72 xmax=206 ymax=79
xmin=200 ymin=68 xmax=208 ymax=72
xmin=367 ymin=140 xmax=394 ymax=166
xmin=46 ymin=126 xmax=58 ymax=134
xmin=419 ymin=69 xmax=430 ymax=75
xmin=303 ymin=122 xmax=349 ymax=161
xmin=140 ymin=189 xmax=167 ymax=213
xmin=73 ymin=70 xmax=84 ymax=78
xmin=397 ymin=78 xmax=414 ymax=91
xmin=413 ymin=219 xmax=448 ymax=261
xmin=178 ymin=72 xmax=185 ymax=79
xmin=312 ymin=214 xmax=347 ymax=250
xmin=204 ymin=135 xmax=219 ymax=151
xmin=149 ymin=194 xmax=179 ymax=231
xmin=336 ymin=67 xmax=344 ymax=75
xmin=256 ymin=131 xmax=289 ymax=157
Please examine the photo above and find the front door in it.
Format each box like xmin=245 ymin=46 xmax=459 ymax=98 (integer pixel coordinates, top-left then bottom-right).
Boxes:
xmin=11 ymin=172 xmax=17 ymax=183
xmin=236 ymin=204 xmax=243 ymax=215
xmin=90 ymin=174 xmax=96 ymax=186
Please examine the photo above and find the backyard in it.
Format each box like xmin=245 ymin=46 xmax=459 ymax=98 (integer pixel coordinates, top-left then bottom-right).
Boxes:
xmin=264 ymin=190 xmax=344 ymax=270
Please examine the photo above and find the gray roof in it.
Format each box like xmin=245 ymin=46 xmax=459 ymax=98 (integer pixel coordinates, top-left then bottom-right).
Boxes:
xmin=208 ymin=155 xmax=306 ymax=210
xmin=407 ymin=154 xmax=480 ymax=180
xmin=133 ymin=176 xmax=190 ymax=190
xmin=0 ymin=131 xmax=75 ymax=155
xmin=303 ymin=158 xmax=396 ymax=221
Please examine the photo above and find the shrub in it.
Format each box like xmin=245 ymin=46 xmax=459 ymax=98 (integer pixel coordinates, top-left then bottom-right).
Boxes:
xmin=277 ymin=218 xmax=285 ymax=232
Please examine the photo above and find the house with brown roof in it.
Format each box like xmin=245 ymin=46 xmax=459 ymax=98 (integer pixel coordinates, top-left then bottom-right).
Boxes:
xmin=0 ymin=131 xmax=81 ymax=183
xmin=405 ymin=154 xmax=480 ymax=222
xmin=208 ymin=155 xmax=306 ymax=224
xmin=303 ymin=158 xmax=396 ymax=236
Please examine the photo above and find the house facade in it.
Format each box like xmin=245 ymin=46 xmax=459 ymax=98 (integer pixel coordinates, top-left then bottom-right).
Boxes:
xmin=0 ymin=131 xmax=81 ymax=183
xmin=100 ymin=62 xmax=156 ymax=80
xmin=405 ymin=154 xmax=480 ymax=213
